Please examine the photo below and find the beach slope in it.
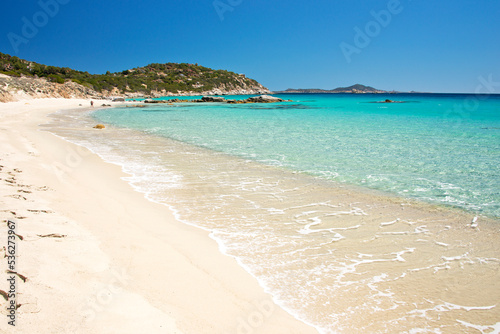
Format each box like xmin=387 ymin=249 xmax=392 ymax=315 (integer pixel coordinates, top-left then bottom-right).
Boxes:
xmin=0 ymin=99 xmax=317 ymax=334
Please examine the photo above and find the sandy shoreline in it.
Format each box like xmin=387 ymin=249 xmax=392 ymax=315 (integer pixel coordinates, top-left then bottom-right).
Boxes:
xmin=0 ymin=98 xmax=318 ymax=333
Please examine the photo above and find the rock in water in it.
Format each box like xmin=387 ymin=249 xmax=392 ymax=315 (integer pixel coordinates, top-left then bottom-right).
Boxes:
xmin=201 ymin=96 xmax=227 ymax=102
xmin=246 ymin=95 xmax=283 ymax=103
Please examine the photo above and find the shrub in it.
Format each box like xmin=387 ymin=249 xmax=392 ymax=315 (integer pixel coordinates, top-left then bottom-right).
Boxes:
xmin=0 ymin=71 xmax=21 ymax=77
xmin=48 ymin=74 xmax=65 ymax=84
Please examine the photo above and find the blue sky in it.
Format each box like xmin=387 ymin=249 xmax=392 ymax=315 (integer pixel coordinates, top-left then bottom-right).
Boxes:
xmin=1 ymin=0 xmax=499 ymax=93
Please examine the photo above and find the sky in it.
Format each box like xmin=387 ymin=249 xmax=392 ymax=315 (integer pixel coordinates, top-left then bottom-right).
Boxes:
xmin=0 ymin=0 xmax=499 ymax=93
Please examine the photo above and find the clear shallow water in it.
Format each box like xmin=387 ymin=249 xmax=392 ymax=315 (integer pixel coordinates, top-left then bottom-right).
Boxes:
xmin=95 ymin=94 xmax=500 ymax=218
xmin=46 ymin=94 xmax=500 ymax=333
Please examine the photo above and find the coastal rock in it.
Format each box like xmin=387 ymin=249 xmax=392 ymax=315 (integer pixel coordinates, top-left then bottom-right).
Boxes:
xmin=142 ymin=95 xmax=289 ymax=105
xmin=144 ymin=99 xmax=171 ymax=103
xmin=201 ymin=96 xmax=226 ymax=102
xmin=245 ymin=95 xmax=283 ymax=103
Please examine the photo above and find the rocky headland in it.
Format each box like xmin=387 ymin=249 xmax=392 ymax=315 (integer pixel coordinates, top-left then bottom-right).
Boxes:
xmin=0 ymin=52 xmax=269 ymax=102
xmin=0 ymin=74 xmax=270 ymax=103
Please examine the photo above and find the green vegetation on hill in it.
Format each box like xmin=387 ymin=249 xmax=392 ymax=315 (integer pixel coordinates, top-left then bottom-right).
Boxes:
xmin=0 ymin=52 xmax=264 ymax=94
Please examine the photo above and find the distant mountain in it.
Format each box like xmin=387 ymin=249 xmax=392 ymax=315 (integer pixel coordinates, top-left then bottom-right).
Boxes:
xmin=331 ymin=84 xmax=384 ymax=93
xmin=274 ymin=84 xmax=387 ymax=94
xmin=0 ymin=51 xmax=269 ymax=100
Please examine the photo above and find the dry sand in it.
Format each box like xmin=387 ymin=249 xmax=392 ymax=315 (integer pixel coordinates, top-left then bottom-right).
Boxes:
xmin=0 ymin=98 xmax=318 ymax=333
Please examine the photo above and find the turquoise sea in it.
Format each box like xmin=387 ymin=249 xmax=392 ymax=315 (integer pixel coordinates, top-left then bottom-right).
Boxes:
xmin=96 ymin=93 xmax=500 ymax=218
xmin=48 ymin=93 xmax=500 ymax=333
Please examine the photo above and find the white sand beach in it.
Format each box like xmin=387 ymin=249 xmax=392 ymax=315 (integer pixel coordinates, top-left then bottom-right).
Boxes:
xmin=0 ymin=98 xmax=318 ymax=334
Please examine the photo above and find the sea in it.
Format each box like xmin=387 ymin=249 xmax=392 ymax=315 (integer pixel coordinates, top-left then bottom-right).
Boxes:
xmin=46 ymin=93 xmax=500 ymax=333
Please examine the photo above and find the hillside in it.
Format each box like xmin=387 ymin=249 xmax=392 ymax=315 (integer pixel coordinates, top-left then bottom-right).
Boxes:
xmin=0 ymin=52 xmax=269 ymax=101
xmin=274 ymin=84 xmax=387 ymax=94
xmin=0 ymin=74 xmax=101 ymax=102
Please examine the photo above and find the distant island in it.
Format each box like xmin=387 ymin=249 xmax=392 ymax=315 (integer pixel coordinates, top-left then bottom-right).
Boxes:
xmin=274 ymin=84 xmax=394 ymax=94
xmin=0 ymin=52 xmax=269 ymax=102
